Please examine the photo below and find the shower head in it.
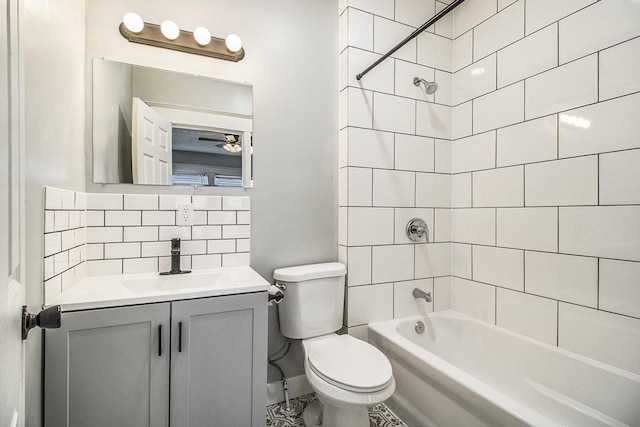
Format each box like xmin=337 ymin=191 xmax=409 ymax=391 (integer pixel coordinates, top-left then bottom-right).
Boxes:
xmin=413 ymin=77 xmax=438 ymax=95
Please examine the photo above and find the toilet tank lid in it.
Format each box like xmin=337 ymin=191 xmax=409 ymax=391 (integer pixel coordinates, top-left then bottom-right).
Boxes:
xmin=273 ymin=262 xmax=346 ymax=282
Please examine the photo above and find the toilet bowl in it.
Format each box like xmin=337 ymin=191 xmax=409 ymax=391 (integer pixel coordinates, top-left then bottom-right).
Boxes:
xmin=273 ymin=262 xmax=396 ymax=427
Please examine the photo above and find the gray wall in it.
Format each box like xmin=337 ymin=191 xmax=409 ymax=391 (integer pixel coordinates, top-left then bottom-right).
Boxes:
xmin=23 ymin=0 xmax=338 ymax=412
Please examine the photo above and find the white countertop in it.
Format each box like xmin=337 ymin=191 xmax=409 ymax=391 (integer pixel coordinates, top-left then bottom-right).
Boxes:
xmin=47 ymin=266 xmax=270 ymax=311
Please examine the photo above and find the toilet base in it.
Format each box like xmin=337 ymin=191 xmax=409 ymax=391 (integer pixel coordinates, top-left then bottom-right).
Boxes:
xmin=303 ymin=397 xmax=370 ymax=427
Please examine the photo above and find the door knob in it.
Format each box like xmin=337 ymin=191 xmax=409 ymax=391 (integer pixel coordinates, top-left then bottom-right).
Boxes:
xmin=21 ymin=305 xmax=61 ymax=340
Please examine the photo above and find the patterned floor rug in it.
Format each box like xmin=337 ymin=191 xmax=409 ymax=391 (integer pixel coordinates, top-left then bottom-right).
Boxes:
xmin=266 ymin=393 xmax=407 ymax=427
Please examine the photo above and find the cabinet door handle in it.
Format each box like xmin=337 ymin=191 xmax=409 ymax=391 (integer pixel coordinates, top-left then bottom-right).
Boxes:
xmin=158 ymin=324 xmax=163 ymax=357
xmin=178 ymin=321 xmax=183 ymax=352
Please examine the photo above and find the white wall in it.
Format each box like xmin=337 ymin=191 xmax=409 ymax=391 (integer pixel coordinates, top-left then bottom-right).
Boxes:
xmin=449 ymin=0 xmax=640 ymax=375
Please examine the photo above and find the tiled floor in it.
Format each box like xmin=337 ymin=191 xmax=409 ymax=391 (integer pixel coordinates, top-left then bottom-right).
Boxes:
xmin=266 ymin=393 xmax=407 ymax=427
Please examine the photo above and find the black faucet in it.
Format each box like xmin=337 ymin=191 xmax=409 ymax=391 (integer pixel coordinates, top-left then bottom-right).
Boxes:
xmin=160 ymin=238 xmax=191 ymax=275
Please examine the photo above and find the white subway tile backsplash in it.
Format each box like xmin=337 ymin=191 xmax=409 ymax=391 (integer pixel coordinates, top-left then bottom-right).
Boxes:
xmin=207 ymin=240 xmax=236 ymax=254
xmin=451 ymin=277 xmax=496 ymax=323
xmin=374 ymin=17 xmax=417 ymax=63
xmin=142 ymin=211 xmax=175 ymax=226
xmin=348 ymin=207 xmax=394 ymax=246
xmin=499 ymin=22 xmax=558 ymax=85
xmin=497 ymin=288 xmax=558 ymax=345
xmin=222 ymin=196 xmax=250 ymax=211
xmin=346 ymin=168 xmax=372 ymax=207
xmin=192 ymin=225 xmax=222 ymax=240
xmin=473 ymin=0 xmax=524 ymax=60
xmin=525 ymin=156 xmax=598 ymax=206
xmin=86 ymin=227 xmax=123 ymax=244
xmin=222 ymin=225 xmax=250 ymax=240
xmin=86 ymin=259 xmax=122 ymax=276
xmin=525 ymin=251 xmax=598 ymax=307
xmin=373 ymin=169 xmax=415 ymax=207
xmin=453 ymin=54 xmax=497 ymax=105
xmin=452 ymin=208 xmax=496 ymax=245
xmin=417 ymin=32 xmax=452 ymax=71
xmin=497 ymin=207 xmax=558 ymax=252
xmin=452 ymin=131 xmax=496 ymax=173
xmin=434 ymin=209 xmax=451 ymax=242
xmin=395 ymin=135 xmax=435 ymax=172
xmin=559 ymin=206 xmax=640 ymax=262
xmin=104 ymin=210 xmax=141 ymax=226
xmin=192 ymin=196 xmax=222 ymax=211
xmin=236 ymin=239 xmax=250 ymax=253
xmin=87 ymin=193 xmax=122 ymax=210
xmin=451 ymin=173 xmax=471 ymax=208
xmin=416 ymin=173 xmax=451 ymax=208
xmin=473 ymin=81 xmax=525 ymax=134
xmin=123 ymin=194 xmax=158 ymax=210
xmin=415 ymin=243 xmax=451 ymax=278
xmin=104 ymin=243 xmax=140 ymax=259
xmin=452 ymin=101 xmax=472 ymax=139
xmin=159 ymin=195 xmax=191 ymax=210
xmin=158 ymin=226 xmax=191 ymax=241
xmin=599 ymin=149 xmax=640 ymax=205
xmin=86 ymin=244 xmax=103 ymax=261
xmin=54 ymin=211 xmax=68 ymax=232
xmin=416 ymin=102 xmax=452 ymax=140
xmin=526 ymin=54 xmax=598 ymax=120
xmin=452 ymin=243 xmax=472 ymax=279
xmin=525 ymin=0 xmax=596 ymax=35
xmin=44 ymin=233 xmax=61 ymax=257
xmin=124 ymin=226 xmax=158 ymax=242
xmin=473 ymin=165 xmax=524 ymax=208
xmin=452 ymin=0 xmax=497 ymax=39
xmin=434 ymin=139 xmax=452 ymax=174
xmin=496 ymin=115 xmax=557 ymax=167
xmin=473 ymin=246 xmax=524 ymax=291
xmin=86 ymin=210 xmax=104 ymax=227
xmin=559 ymin=302 xmax=640 ymax=375
xmin=394 ymin=279 xmax=434 ymax=317
xmin=208 ymin=211 xmax=237 ymax=225
xmin=599 ymin=37 xmax=640 ymax=102
xmin=347 ymin=128 xmax=395 ymax=169
xmin=346 ymin=246 xmax=372 ymax=286
xmin=453 ymin=30 xmax=473 ymax=72
xmin=192 ymin=254 xmax=222 ymax=270
xmin=123 ymin=258 xmax=158 ymax=275
xmin=44 ymin=187 xmax=63 ymax=210
xmin=396 ymin=0 xmax=436 ymax=28
xmin=434 ymin=276 xmax=452 ymax=311
xmin=372 ymin=245 xmax=415 ymax=283
xmin=346 ymin=8 xmax=374 ymax=52
xmin=559 ymin=0 xmax=640 ymax=65
xmin=559 ymin=93 xmax=640 ymax=158
xmin=600 ymin=259 xmax=640 ymax=319
xmin=346 ymin=283 xmax=394 ymax=327
xmin=373 ymin=93 xmax=416 ymax=134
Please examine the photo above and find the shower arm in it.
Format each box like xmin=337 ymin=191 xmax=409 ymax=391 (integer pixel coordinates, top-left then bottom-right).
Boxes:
xmin=356 ymin=0 xmax=466 ymax=81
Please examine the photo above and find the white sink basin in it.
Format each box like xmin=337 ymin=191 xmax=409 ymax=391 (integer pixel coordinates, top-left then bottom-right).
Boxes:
xmin=121 ymin=271 xmax=228 ymax=294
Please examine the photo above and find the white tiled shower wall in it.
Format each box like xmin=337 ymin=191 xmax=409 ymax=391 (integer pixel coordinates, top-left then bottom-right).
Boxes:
xmin=340 ymin=0 xmax=640 ymax=375
xmin=43 ymin=186 xmax=250 ymax=303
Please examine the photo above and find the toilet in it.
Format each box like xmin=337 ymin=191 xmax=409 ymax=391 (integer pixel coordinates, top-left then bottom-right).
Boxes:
xmin=274 ymin=262 xmax=395 ymax=427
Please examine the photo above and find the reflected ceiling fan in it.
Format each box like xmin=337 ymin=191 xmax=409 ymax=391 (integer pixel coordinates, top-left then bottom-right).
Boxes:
xmin=198 ymin=134 xmax=242 ymax=153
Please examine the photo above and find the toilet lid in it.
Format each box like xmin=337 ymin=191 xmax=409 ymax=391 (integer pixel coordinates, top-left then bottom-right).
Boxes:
xmin=307 ymin=335 xmax=393 ymax=393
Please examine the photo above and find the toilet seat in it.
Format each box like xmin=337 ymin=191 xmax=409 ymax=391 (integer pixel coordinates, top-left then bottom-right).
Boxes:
xmin=307 ymin=334 xmax=393 ymax=393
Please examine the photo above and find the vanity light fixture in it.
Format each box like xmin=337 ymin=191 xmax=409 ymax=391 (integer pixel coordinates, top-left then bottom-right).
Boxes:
xmin=119 ymin=13 xmax=244 ymax=62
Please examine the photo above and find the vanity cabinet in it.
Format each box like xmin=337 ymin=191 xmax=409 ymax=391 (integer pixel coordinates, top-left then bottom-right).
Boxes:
xmin=44 ymin=292 xmax=267 ymax=427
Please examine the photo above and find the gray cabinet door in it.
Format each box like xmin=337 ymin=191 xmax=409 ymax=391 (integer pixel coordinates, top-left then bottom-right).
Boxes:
xmin=44 ymin=303 xmax=171 ymax=427
xmin=170 ymin=292 xmax=267 ymax=427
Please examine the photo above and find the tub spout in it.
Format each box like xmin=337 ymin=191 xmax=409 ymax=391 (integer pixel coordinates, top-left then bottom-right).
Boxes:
xmin=413 ymin=288 xmax=432 ymax=302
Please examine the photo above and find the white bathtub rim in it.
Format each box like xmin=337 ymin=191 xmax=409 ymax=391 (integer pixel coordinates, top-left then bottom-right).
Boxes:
xmin=370 ymin=310 xmax=640 ymax=381
xmin=368 ymin=310 xmax=639 ymax=426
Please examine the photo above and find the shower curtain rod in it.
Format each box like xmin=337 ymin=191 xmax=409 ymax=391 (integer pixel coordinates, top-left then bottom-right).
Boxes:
xmin=356 ymin=0 xmax=466 ymax=81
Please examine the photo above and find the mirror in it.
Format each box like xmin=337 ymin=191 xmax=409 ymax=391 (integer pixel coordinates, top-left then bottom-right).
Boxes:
xmin=92 ymin=59 xmax=253 ymax=187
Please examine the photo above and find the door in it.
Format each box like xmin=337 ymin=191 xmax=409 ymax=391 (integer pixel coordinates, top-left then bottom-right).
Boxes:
xmin=132 ymin=97 xmax=173 ymax=185
xmin=171 ymin=293 xmax=267 ymax=427
xmin=0 ymin=0 xmax=25 ymax=425
xmin=44 ymin=304 xmax=171 ymax=427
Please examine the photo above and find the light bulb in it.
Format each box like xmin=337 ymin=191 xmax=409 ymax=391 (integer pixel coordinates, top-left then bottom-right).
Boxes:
xmin=225 ymin=34 xmax=242 ymax=53
xmin=123 ymin=12 xmax=144 ymax=33
xmin=160 ymin=20 xmax=180 ymax=41
xmin=193 ymin=27 xmax=211 ymax=46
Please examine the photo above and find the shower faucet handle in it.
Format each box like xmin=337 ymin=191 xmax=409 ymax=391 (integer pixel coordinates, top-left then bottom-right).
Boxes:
xmin=406 ymin=218 xmax=429 ymax=242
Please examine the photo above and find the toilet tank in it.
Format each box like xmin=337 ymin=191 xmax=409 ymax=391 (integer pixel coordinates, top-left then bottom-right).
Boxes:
xmin=274 ymin=262 xmax=347 ymax=339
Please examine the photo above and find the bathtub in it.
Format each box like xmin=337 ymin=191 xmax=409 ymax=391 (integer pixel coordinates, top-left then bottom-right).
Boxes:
xmin=368 ymin=310 xmax=640 ymax=427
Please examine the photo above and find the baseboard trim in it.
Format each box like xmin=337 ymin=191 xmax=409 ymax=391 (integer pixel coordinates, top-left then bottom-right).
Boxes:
xmin=266 ymin=374 xmax=312 ymax=406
